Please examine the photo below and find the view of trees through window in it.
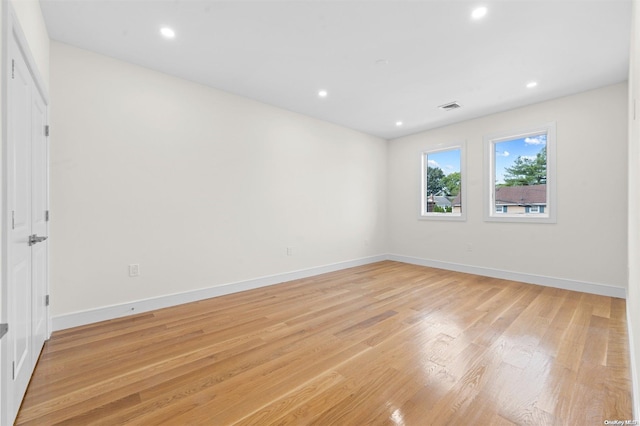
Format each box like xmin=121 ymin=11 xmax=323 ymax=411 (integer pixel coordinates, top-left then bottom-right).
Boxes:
xmin=423 ymin=148 xmax=461 ymax=215
xmin=493 ymin=133 xmax=547 ymax=215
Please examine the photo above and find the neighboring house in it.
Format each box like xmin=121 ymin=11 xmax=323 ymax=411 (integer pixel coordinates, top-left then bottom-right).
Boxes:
xmin=426 ymin=194 xmax=453 ymax=212
xmin=452 ymin=193 xmax=462 ymax=213
xmin=494 ymin=184 xmax=547 ymax=214
xmin=448 ymin=185 xmax=546 ymax=214
xmin=433 ymin=195 xmax=452 ymax=209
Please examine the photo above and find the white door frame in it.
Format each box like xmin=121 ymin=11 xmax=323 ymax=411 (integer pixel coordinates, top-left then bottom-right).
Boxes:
xmin=1 ymin=2 xmax=51 ymax=424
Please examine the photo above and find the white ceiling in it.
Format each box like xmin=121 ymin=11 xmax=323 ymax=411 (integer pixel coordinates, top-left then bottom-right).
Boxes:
xmin=39 ymin=0 xmax=632 ymax=140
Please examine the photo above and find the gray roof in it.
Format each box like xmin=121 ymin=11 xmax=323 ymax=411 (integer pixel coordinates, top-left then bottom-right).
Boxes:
xmin=495 ymin=184 xmax=547 ymax=205
xmin=427 ymin=195 xmax=452 ymax=207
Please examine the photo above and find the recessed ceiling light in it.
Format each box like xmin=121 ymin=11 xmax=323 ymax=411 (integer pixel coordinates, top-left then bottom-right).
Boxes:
xmin=160 ymin=27 xmax=175 ymax=39
xmin=395 ymin=121 xmax=403 ymax=127
xmin=471 ymin=6 xmax=488 ymax=20
xmin=318 ymin=90 xmax=328 ymax=98
xmin=526 ymin=81 xmax=538 ymax=88
xmin=375 ymin=59 xmax=390 ymax=66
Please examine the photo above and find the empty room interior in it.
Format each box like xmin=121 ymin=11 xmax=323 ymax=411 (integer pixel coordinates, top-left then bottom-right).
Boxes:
xmin=2 ymin=0 xmax=640 ymax=424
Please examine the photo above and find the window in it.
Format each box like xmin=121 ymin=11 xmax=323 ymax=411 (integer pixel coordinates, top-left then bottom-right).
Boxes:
xmin=420 ymin=142 xmax=466 ymax=221
xmin=484 ymin=123 xmax=556 ymax=223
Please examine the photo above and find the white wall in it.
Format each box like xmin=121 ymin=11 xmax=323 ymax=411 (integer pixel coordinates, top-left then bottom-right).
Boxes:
xmin=388 ymin=83 xmax=628 ymax=293
xmin=49 ymin=41 xmax=388 ymax=318
xmin=627 ymin=0 xmax=640 ymax=417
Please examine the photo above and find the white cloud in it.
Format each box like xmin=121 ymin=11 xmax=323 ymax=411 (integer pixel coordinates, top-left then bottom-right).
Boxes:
xmin=428 ymin=159 xmax=440 ymax=168
xmin=525 ymin=135 xmax=546 ymax=145
xmin=496 ymin=150 xmax=510 ymax=157
xmin=521 ymin=155 xmax=536 ymax=161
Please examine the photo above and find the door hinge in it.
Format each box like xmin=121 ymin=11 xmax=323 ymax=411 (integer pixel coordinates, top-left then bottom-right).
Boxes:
xmin=12 ymin=210 xmax=15 ymax=230
xmin=45 ymin=210 xmax=50 ymax=222
xmin=11 ymin=59 xmax=15 ymax=79
xmin=0 ymin=323 xmax=7 ymax=340
xmin=45 ymin=125 xmax=50 ymax=137
xmin=12 ymin=361 xmax=15 ymax=380
xmin=45 ymin=295 xmax=50 ymax=306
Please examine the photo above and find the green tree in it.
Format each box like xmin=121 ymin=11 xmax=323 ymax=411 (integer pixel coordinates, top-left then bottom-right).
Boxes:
xmin=426 ymin=166 xmax=445 ymax=195
xmin=503 ymin=146 xmax=546 ymax=186
xmin=433 ymin=205 xmax=452 ymax=213
xmin=441 ymin=171 xmax=461 ymax=196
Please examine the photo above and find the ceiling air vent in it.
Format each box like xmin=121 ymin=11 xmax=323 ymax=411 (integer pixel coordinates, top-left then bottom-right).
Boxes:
xmin=438 ymin=101 xmax=461 ymax=111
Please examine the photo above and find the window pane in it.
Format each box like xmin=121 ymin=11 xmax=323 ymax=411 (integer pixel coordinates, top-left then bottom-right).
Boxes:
xmin=423 ymin=148 xmax=461 ymax=215
xmin=494 ymin=133 xmax=547 ymax=216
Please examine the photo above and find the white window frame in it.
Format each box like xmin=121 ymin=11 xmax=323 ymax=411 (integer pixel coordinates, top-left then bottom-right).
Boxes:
xmin=419 ymin=141 xmax=466 ymax=221
xmin=483 ymin=122 xmax=557 ymax=223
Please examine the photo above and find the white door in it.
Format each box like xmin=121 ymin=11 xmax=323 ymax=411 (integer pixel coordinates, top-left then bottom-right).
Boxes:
xmin=7 ymin=39 xmax=35 ymax=422
xmin=30 ymin=79 xmax=49 ymax=360
xmin=4 ymin=23 xmax=50 ymax=424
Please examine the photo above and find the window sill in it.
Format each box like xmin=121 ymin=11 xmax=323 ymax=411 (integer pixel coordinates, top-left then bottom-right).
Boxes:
xmin=485 ymin=214 xmax=556 ymax=224
xmin=419 ymin=213 xmax=466 ymax=222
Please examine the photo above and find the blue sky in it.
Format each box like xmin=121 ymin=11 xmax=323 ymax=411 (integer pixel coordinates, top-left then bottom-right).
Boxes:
xmin=427 ymin=149 xmax=460 ymax=175
xmin=494 ymin=134 xmax=546 ymax=184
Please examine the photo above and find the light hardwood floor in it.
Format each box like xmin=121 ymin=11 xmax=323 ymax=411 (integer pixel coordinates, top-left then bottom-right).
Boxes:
xmin=16 ymin=261 xmax=632 ymax=425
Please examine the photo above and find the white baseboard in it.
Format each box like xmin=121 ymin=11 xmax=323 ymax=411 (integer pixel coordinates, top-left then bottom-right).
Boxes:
xmin=387 ymin=254 xmax=627 ymax=299
xmin=53 ymin=253 xmax=627 ymax=332
xmin=628 ymin=302 xmax=640 ymax=420
xmin=51 ymin=254 xmax=387 ymax=331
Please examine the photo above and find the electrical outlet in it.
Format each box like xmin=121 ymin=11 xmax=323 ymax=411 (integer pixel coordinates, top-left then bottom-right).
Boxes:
xmin=286 ymin=247 xmax=294 ymax=256
xmin=466 ymin=243 xmax=473 ymax=252
xmin=129 ymin=264 xmax=140 ymax=277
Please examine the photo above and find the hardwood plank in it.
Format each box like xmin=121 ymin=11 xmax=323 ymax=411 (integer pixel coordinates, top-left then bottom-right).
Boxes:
xmin=233 ymin=370 xmax=346 ymax=425
xmin=15 ymin=261 xmax=633 ymax=425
